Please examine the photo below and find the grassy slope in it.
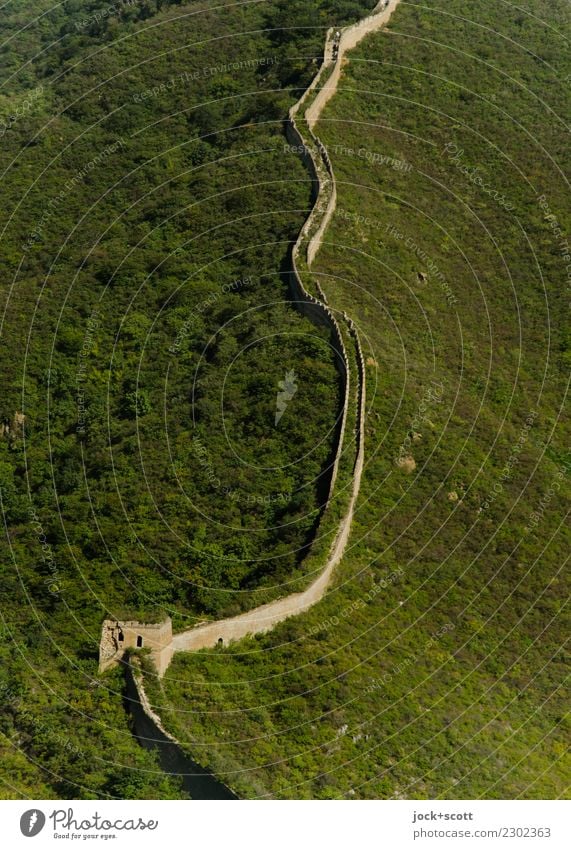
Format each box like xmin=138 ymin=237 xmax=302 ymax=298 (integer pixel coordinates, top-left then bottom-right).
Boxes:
xmin=152 ymin=0 xmax=570 ymax=799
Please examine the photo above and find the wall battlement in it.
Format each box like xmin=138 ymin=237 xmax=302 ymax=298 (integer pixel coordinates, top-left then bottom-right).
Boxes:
xmin=99 ymin=618 xmax=173 ymax=676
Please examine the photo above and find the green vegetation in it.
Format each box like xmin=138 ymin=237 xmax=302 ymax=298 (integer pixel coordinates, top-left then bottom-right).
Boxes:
xmin=0 ymin=0 xmax=374 ymax=798
xmin=147 ymin=0 xmax=570 ymax=799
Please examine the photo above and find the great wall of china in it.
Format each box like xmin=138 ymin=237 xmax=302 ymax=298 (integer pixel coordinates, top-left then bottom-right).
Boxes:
xmin=100 ymin=1 xmax=402 ymax=696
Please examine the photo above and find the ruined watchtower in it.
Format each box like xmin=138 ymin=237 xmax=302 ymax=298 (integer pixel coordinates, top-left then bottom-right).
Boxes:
xmin=99 ymin=618 xmax=173 ymax=676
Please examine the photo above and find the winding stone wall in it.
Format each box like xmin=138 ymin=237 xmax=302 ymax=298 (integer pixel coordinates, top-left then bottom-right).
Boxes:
xmin=286 ymin=111 xmax=351 ymax=496
xmin=98 ymin=0 xmax=402 ymax=677
xmin=305 ymin=0 xmax=400 ymax=129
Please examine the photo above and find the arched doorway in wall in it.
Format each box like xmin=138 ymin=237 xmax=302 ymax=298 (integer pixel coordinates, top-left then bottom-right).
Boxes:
xmin=136 ymin=635 xmax=143 ymax=648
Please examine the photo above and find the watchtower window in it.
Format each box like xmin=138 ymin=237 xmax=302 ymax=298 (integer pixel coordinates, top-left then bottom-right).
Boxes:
xmin=136 ymin=635 xmax=143 ymax=648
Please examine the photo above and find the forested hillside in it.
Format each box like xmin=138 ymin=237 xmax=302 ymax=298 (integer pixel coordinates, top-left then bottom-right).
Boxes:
xmin=149 ymin=0 xmax=571 ymax=799
xmin=0 ymin=0 xmax=372 ymax=798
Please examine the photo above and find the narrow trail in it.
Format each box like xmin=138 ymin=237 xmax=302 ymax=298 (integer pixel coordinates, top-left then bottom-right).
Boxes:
xmin=105 ymin=0 xmax=402 ymax=682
